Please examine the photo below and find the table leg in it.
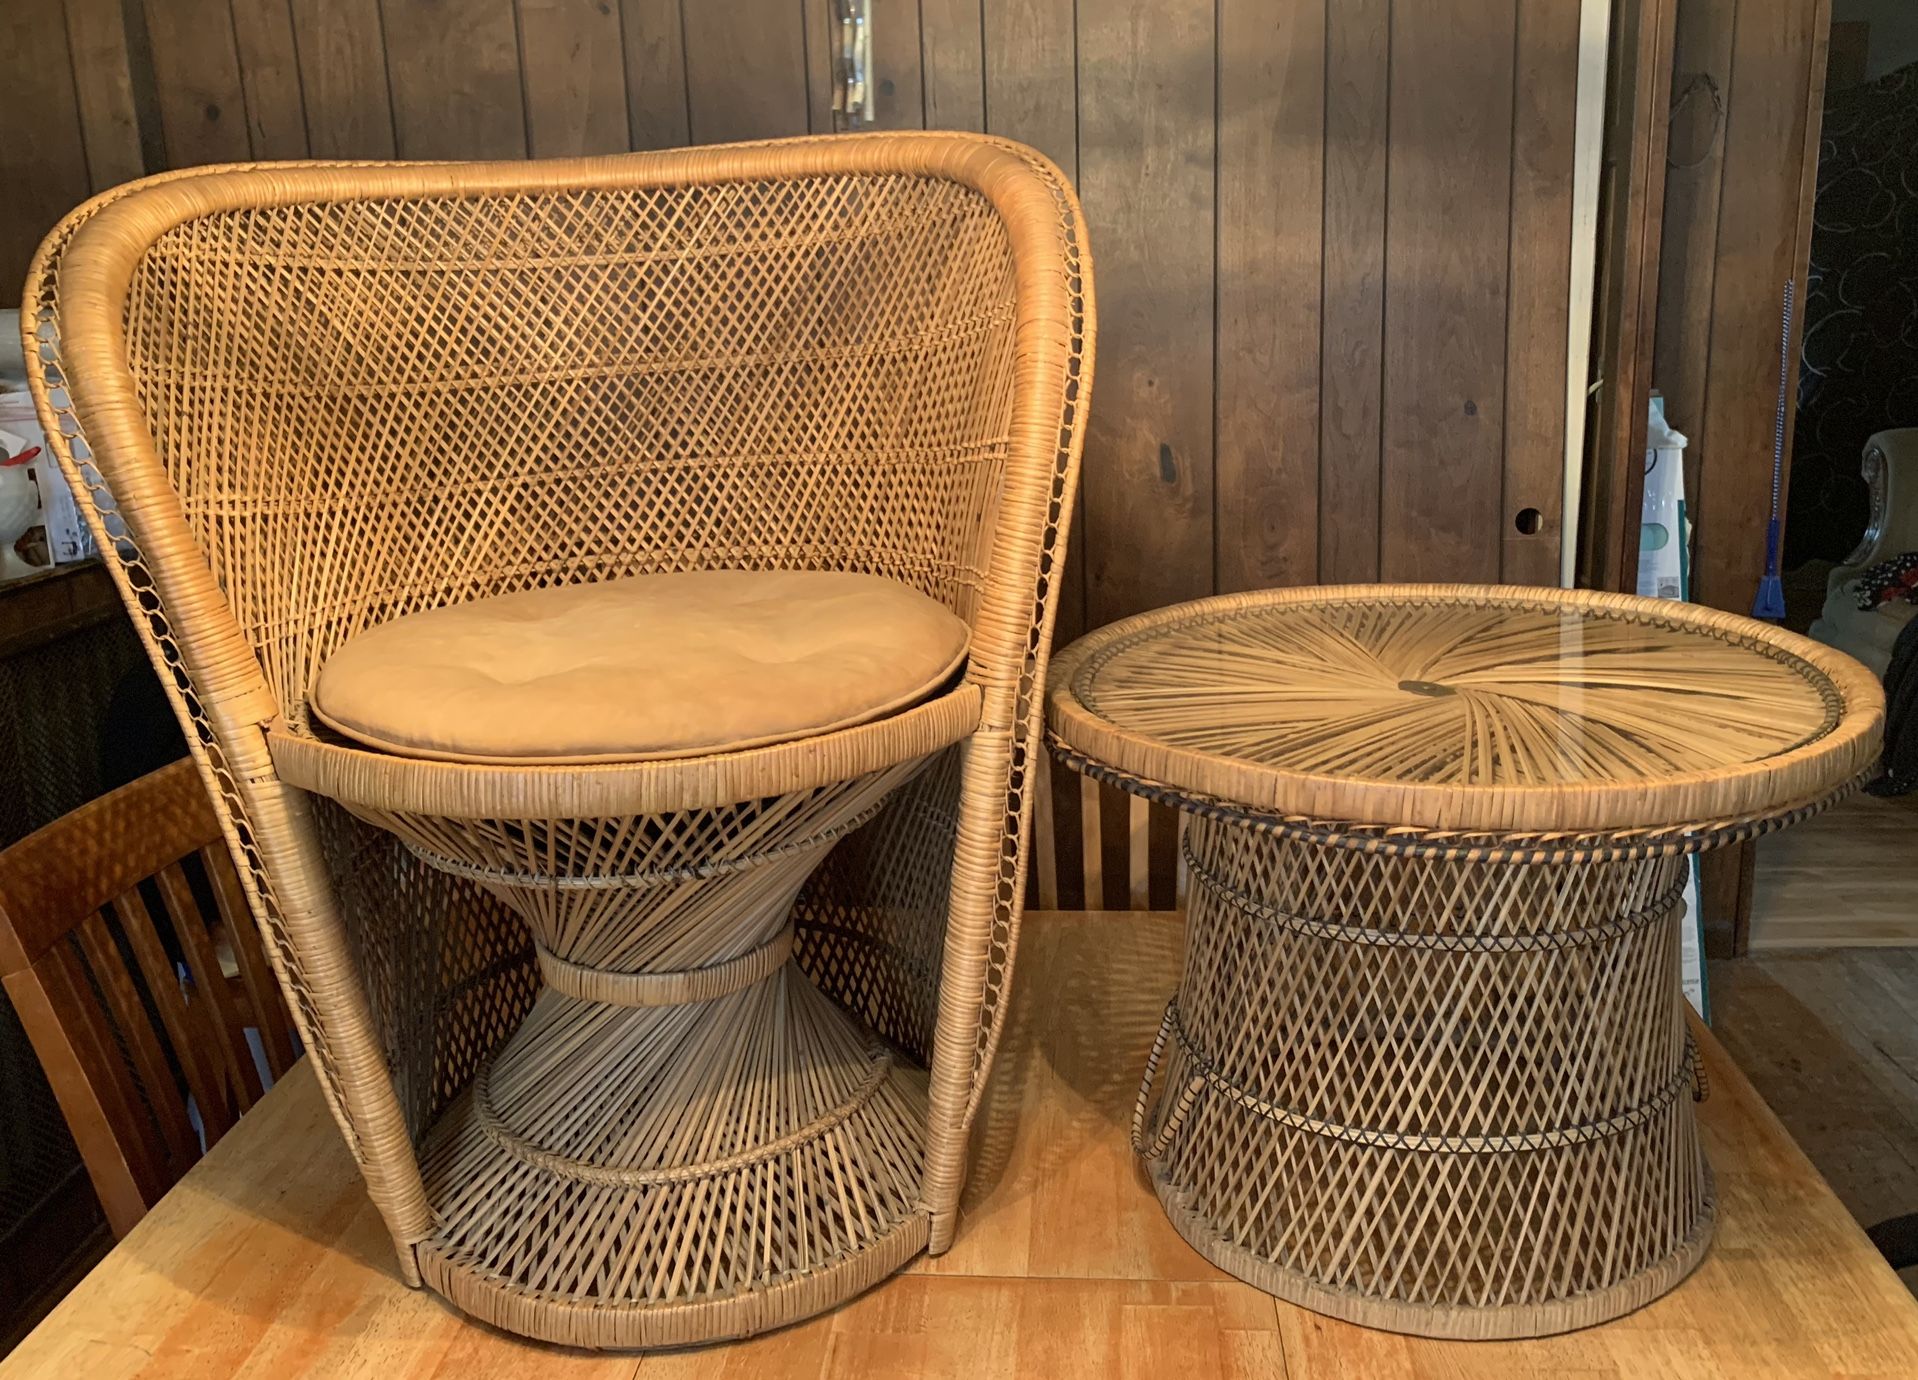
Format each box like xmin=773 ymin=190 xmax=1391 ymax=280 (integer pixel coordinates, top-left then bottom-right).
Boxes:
xmin=1135 ymin=811 xmax=1714 ymax=1339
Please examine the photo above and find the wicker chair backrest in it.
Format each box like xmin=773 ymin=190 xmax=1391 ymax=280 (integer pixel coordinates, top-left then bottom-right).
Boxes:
xmin=108 ymin=170 xmax=1020 ymax=732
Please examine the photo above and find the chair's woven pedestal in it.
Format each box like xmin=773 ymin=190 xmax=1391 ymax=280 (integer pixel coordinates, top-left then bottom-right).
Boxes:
xmin=333 ymin=759 xmax=936 ymax=1347
xmin=1047 ymin=585 xmax=1884 ymax=1339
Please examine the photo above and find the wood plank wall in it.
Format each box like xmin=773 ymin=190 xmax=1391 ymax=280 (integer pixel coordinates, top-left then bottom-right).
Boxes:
xmin=1653 ymin=0 xmax=1830 ymax=619
xmin=4 ymin=0 xmax=1589 ymax=911
xmin=1651 ymin=0 xmax=1830 ymax=957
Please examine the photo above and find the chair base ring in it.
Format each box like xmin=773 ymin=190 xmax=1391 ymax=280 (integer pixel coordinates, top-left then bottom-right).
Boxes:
xmin=417 ymin=1206 xmax=930 ymax=1350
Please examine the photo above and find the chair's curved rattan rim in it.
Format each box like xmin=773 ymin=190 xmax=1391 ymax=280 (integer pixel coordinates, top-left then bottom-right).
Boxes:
xmin=270 ymin=682 xmax=983 ymax=819
xmin=1047 ymin=584 xmax=1885 ymax=835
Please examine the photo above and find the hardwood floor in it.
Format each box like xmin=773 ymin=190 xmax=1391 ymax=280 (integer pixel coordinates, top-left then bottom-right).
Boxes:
xmin=1749 ymin=791 xmax=1918 ymax=947
xmin=1710 ymin=947 xmax=1918 ymax=1298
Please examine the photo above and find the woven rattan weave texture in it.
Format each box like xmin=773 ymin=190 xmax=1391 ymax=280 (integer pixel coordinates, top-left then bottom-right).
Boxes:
xmin=25 ymin=133 xmax=1093 ymax=1348
xmin=1048 ymin=586 xmax=1882 ymax=1338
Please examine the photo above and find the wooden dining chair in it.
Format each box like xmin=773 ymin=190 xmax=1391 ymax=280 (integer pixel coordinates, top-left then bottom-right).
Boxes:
xmin=0 ymin=758 xmax=297 ymax=1237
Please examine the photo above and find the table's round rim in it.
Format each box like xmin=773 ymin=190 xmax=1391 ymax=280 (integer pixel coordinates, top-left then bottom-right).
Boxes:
xmin=1045 ymin=584 xmax=1885 ymax=835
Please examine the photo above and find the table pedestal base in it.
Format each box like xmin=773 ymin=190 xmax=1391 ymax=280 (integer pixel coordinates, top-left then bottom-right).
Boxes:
xmin=1136 ymin=813 xmax=1716 ymax=1339
xmin=1149 ymin=1160 xmax=1715 ymax=1339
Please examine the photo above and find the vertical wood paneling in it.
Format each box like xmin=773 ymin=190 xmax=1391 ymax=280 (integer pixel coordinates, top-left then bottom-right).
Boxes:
xmin=230 ymin=0 xmax=311 ymax=158
xmin=620 ymin=0 xmax=691 ymax=149
xmin=1654 ymin=0 xmax=1735 ymax=541
xmin=1075 ymin=0 xmax=1215 ymax=628
xmin=62 ymin=0 xmax=148 ymax=189
xmin=140 ymin=0 xmax=253 ymax=166
xmin=921 ymin=0 xmax=985 ymax=131
xmin=806 ymin=0 xmax=834 ymax=132
xmin=1500 ymin=0 xmax=1579 ymax=585
xmin=1215 ymin=0 xmax=1324 ymax=594
xmin=683 ymin=0 xmax=810 ymax=144
xmin=381 ymin=0 xmax=528 ymax=159
xmin=1318 ymin=0 xmax=1389 ymax=584
xmin=870 ymin=1 xmax=927 ymax=128
xmin=1379 ymin=0 xmax=1514 ymax=584
xmin=1 ymin=4 xmax=93 ymax=305
xmin=1690 ymin=0 xmax=1822 ymax=614
xmin=289 ymin=0 xmax=397 ymax=158
xmin=983 ymin=0 xmax=1076 ymax=176
xmin=518 ymin=0 xmax=629 ymax=155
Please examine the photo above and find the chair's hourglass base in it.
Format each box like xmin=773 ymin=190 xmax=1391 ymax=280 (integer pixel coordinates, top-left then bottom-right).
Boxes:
xmin=414 ymin=970 xmax=933 ymax=1348
xmin=355 ymin=760 xmax=935 ymax=1349
xmin=1134 ymin=812 xmax=1716 ymax=1340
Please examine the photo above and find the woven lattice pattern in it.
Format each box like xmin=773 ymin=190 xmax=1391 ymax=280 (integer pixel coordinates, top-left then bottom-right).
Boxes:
xmin=1077 ymin=598 xmax=1833 ymax=785
xmin=420 ymin=976 xmax=928 ymax=1334
xmin=1144 ymin=814 xmax=1707 ymax=1330
xmin=387 ymin=764 xmax=933 ymax=1344
xmin=1050 ymin=586 xmax=1877 ymax=1339
xmin=118 ymin=178 xmax=1016 ymax=728
xmin=313 ymin=804 xmax=536 ymax=1133
xmin=795 ymin=747 xmax=962 ymax=1062
xmin=27 ymin=136 xmax=1093 ymax=1345
xmin=1050 ymin=586 xmax=1882 ymax=836
xmin=355 ymin=764 xmax=920 ymax=970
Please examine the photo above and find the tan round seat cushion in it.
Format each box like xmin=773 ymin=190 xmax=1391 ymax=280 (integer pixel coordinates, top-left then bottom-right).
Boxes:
xmin=311 ymin=571 xmax=970 ymax=764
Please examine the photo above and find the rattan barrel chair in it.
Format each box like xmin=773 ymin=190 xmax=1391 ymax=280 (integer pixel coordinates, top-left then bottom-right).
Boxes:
xmin=23 ymin=134 xmax=1092 ymax=1348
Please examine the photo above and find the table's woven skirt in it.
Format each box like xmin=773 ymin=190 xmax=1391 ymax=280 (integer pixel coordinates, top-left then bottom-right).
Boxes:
xmin=1137 ymin=814 xmax=1714 ymax=1338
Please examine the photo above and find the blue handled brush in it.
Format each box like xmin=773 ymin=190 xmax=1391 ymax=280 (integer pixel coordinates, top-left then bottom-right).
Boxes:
xmin=1752 ymin=279 xmax=1793 ymax=621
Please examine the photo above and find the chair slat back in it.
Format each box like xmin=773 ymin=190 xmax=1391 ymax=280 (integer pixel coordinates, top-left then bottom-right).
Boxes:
xmin=0 ymin=759 xmax=293 ymax=1236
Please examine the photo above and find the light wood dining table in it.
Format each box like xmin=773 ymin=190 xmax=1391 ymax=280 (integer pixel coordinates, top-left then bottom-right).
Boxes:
xmin=6 ymin=910 xmax=1917 ymax=1378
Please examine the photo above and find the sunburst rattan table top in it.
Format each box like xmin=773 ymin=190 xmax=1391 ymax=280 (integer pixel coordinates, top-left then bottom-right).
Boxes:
xmin=1047 ymin=584 xmax=1884 ymax=837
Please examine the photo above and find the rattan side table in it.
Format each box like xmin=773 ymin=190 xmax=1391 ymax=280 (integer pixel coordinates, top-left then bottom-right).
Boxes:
xmin=1046 ymin=584 xmax=1883 ymax=1339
